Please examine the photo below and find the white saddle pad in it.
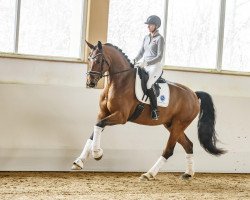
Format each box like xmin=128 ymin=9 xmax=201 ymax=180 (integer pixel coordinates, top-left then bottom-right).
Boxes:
xmin=135 ymin=68 xmax=170 ymax=107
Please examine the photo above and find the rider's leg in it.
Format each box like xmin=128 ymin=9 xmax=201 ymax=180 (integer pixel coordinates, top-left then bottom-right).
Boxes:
xmin=147 ymin=86 xmax=159 ymax=120
xmin=145 ymin=63 xmax=162 ymax=89
xmin=145 ymin=64 xmax=162 ymax=120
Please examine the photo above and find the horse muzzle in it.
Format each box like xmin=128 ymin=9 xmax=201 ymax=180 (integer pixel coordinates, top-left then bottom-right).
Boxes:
xmin=86 ymin=71 xmax=103 ymax=88
xmin=86 ymin=76 xmax=99 ymax=88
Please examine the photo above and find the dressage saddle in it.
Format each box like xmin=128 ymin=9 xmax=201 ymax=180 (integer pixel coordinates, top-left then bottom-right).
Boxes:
xmin=137 ymin=67 xmax=166 ymax=100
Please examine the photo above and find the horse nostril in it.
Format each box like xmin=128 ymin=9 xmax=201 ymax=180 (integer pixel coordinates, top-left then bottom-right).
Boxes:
xmin=88 ymin=82 xmax=96 ymax=88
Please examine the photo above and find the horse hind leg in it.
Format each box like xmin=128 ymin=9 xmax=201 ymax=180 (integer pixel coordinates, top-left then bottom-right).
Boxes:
xmin=177 ymin=133 xmax=194 ymax=180
xmin=140 ymin=122 xmax=183 ymax=181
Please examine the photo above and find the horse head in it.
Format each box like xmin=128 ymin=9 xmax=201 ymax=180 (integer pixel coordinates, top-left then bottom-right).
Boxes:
xmin=86 ymin=40 xmax=110 ymax=88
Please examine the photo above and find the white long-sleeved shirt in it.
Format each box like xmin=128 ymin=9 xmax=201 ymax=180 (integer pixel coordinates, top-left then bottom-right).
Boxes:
xmin=135 ymin=31 xmax=165 ymax=65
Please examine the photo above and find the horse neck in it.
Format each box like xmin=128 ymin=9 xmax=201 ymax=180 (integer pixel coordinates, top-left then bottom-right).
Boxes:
xmin=105 ymin=48 xmax=135 ymax=90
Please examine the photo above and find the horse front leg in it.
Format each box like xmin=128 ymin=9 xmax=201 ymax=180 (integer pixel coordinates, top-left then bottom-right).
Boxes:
xmin=71 ymin=138 xmax=93 ymax=170
xmin=71 ymin=131 xmax=105 ymax=171
xmin=71 ymin=110 xmax=109 ymax=170
xmin=71 ymin=130 xmax=103 ymax=170
xmin=91 ymin=111 xmax=127 ymax=159
xmin=71 ymin=110 xmax=127 ymax=170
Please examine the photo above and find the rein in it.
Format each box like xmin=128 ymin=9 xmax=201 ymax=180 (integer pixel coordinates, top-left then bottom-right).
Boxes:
xmin=101 ymin=68 xmax=134 ymax=77
xmin=86 ymin=67 xmax=134 ymax=78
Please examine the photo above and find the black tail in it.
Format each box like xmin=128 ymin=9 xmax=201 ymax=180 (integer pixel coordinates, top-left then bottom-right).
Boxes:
xmin=195 ymin=91 xmax=226 ymax=156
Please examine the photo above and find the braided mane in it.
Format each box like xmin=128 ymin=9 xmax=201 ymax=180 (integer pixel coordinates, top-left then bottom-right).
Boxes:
xmin=104 ymin=43 xmax=134 ymax=68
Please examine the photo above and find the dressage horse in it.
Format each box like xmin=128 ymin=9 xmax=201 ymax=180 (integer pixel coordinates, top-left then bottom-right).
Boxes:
xmin=71 ymin=41 xmax=225 ymax=180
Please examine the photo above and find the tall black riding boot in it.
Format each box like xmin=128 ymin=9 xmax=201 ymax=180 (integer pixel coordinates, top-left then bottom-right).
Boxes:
xmin=147 ymin=87 xmax=159 ymax=120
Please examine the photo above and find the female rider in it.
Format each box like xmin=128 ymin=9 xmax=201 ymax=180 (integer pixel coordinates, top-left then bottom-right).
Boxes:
xmin=134 ymin=15 xmax=165 ymax=120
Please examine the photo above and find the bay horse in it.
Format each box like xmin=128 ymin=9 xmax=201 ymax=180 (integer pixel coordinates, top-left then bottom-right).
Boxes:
xmin=71 ymin=41 xmax=226 ymax=180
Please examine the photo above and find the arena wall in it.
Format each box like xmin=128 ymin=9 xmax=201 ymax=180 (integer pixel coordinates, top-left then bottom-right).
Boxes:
xmin=0 ymin=57 xmax=249 ymax=172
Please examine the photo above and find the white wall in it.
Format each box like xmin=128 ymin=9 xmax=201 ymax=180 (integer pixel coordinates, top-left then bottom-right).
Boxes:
xmin=0 ymin=57 xmax=249 ymax=173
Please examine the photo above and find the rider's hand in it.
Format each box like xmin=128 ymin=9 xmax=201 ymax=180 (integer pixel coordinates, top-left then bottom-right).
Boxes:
xmin=133 ymin=59 xmax=137 ymax=65
xmin=140 ymin=60 xmax=148 ymax=68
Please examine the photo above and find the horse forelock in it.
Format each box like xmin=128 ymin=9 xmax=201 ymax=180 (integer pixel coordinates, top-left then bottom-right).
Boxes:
xmin=104 ymin=43 xmax=134 ymax=68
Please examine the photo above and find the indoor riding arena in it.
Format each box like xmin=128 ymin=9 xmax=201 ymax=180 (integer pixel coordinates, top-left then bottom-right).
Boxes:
xmin=0 ymin=0 xmax=249 ymax=200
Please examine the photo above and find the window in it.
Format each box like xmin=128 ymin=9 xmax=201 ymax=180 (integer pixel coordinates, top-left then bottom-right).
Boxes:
xmin=0 ymin=0 xmax=85 ymax=59
xmin=107 ymin=0 xmax=165 ymax=60
xmin=222 ymin=0 xmax=250 ymax=72
xmin=0 ymin=0 xmax=16 ymax=53
xmin=165 ymin=0 xmax=220 ymax=68
xmin=108 ymin=0 xmax=250 ymax=73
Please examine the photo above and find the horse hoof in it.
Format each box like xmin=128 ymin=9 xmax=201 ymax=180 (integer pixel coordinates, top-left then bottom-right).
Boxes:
xmin=71 ymin=163 xmax=82 ymax=170
xmin=139 ymin=173 xmax=155 ymax=181
xmin=94 ymin=154 xmax=103 ymax=161
xmin=92 ymin=149 xmax=103 ymax=160
xmin=71 ymin=158 xmax=83 ymax=170
xmin=180 ymin=173 xmax=193 ymax=180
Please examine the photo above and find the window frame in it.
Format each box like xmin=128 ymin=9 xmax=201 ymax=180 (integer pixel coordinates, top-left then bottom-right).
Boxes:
xmin=0 ymin=0 xmax=88 ymax=63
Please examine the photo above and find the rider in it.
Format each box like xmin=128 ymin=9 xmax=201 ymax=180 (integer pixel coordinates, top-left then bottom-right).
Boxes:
xmin=134 ymin=15 xmax=165 ymax=120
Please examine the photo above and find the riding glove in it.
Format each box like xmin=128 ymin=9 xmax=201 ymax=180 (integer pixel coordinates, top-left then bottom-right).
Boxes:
xmin=140 ymin=60 xmax=148 ymax=68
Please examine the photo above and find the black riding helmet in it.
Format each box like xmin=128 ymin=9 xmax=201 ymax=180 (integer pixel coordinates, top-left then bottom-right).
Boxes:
xmin=144 ymin=15 xmax=161 ymax=28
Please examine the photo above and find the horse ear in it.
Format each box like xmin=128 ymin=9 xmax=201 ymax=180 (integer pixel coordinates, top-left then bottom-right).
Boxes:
xmin=97 ymin=41 xmax=102 ymax=51
xmin=85 ymin=40 xmax=94 ymax=49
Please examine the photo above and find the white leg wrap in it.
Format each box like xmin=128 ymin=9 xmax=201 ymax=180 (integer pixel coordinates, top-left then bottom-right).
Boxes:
xmin=79 ymin=139 xmax=92 ymax=160
xmin=185 ymin=153 xmax=194 ymax=176
xmin=72 ymin=139 xmax=93 ymax=170
xmin=92 ymin=126 xmax=103 ymax=151
xmin=92 ymin=126 xmax=104 ymax=158
xmin=148 ymin=156 xmax=167 ymax=177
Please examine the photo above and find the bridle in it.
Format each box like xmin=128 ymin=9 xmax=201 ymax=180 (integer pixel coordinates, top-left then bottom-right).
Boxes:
xmin=86 ymin=52 xmax=110 ymax=79
xmin=86 ymin=52 xmax=134 ymax=80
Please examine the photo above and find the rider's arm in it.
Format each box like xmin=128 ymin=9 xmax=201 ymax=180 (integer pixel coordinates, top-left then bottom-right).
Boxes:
xmin=147 ymin=36 xmax=165 ymax=65
xmin=134 ymin=37 xmax=146 ymax=62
